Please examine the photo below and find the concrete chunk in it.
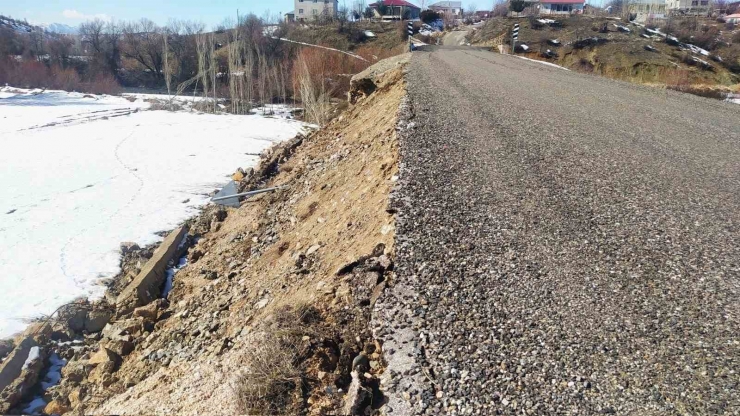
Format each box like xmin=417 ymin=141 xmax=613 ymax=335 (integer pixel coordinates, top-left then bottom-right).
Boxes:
xmin=116 ymin=226 xmax=188 ymax=315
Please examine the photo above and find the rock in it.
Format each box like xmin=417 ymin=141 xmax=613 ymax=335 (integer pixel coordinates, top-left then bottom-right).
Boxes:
xmin=0 ymin=340 xmax=45 ymax=414
xmin=68 ymin=388 xmax=84 ymax=408
xmin=352 ymin=353 xmax=369 ymax=371
xmin=104 ymin=339 xmax=134 ymax=357
xmin=133 ymin=303 xmax=159 ymax=322
xmin=0 ymin=339 xmax=14 ymax=360
xmin=189 ymin=249 xmax=204 ymax=263
xmin=61 ymin=362 xmax=88 ymax=383
xmin=343 ymin=371 xmax=371 ymax=415
xmin=102 ymin=318 xmax=145 ymax=340
xmin=61 ymin=306 xmax=87 ymax=332
xmin=85 ymin=308 xmax=113 ymax=333
xmin=44 ymin=399 xmax=71 ymax=415
xmin=120 ymin=242 xmax=141 ymax=254
xmin=88 ymin=347 xmax=120 ymax=367
xmin=88 ymin=362 xmax=116 ymax=386
xmin=254 ymin=297 xmax=269 ymax=309
xmin=231 ymin=168 xmax=245 ymax=181
xmin=306 ymin=244 xmax=321 ymax=256
xmin=214 ymin=209 xmax=227 ymax=222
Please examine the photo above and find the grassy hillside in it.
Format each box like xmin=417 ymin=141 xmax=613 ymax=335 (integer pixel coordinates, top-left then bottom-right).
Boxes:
xmin=468 ymin=16 xmax=740 ymax=95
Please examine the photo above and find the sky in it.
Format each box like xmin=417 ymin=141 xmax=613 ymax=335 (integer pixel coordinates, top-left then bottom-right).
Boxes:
xmin=3 ymin=0 xmax=490 ymax=29
xmin=1 ymin=0 xmax=297 ymax=28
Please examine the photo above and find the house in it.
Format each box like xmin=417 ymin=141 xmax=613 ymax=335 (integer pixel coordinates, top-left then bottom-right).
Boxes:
xmin=540 ymin=0 xmax=585 ymax=14
xmin=726 ymin=12 xmax=740 ymax=23
xmin=665 ymin=0 xmax=711 ymax=12
xmin=368 ymin=0 xmax=421 ymax=20
xmin=294 ymin=0 xmax=339 ymax=21
xmin=284 ymin=11 xmax=296 ymax=22
xmin=628 ymin=0 xmax=666 ymax=21
xmin=429 ymin=1 xmax=463 ymax=16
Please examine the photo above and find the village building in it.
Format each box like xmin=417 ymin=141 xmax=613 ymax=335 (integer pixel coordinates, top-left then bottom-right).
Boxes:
xmin=291 ymin=0 xmax=339 ymax=21
xmin=369 ymin=0 xmax=421 ymax=20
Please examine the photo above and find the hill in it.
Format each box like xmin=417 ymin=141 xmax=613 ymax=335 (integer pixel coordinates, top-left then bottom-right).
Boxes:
xmin=468 ymin=16 xmax=740 ymax=97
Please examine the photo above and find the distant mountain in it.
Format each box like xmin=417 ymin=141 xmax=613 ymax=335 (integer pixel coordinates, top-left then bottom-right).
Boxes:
xmin=0 ymin=15 xmax=36 ymax=33
xmin=0 ymin=16 xmax=77 ymax=35
xmin=41 ymin=23 xmax=78 ymax=35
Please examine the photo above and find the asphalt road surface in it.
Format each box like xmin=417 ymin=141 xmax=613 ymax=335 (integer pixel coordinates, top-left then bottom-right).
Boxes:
xmin=379 ymin=47 xmax=740 ymax=415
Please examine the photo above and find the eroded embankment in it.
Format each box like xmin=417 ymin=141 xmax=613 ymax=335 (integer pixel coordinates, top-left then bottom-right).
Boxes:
xmin=0 ymin=56 xmax=409 ymax=415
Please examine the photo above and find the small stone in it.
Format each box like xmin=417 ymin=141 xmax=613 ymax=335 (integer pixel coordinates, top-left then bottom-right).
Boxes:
xmin=306 ymin=245 xmax=321 ymax=256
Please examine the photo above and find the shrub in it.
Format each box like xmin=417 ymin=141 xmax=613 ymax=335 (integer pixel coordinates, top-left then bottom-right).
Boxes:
xmin=510 ymin=0 xmax=527 ymax=13
xmin=234 ymin=332 xmax=302 ymax=414
xmin=0 ymin=58 xmax=121 ymax=95
xmin=233 ymin=304 xmax=321 ymax=415
xmin=421 ymin=10 xmax=441 ymax=23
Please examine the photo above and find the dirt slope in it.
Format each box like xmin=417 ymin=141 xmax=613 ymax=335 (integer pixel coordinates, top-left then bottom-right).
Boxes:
xmin=27 ymin=60 xmax=407 ymax=416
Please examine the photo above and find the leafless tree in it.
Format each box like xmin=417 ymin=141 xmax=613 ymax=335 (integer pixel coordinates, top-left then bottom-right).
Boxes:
xmin=46 ymin=35 xmax=75 ymax=67
xmin=78 ymin=19 xmax=122 ymax=78
xmin=122 ymin=19 xmax=165 ymax=83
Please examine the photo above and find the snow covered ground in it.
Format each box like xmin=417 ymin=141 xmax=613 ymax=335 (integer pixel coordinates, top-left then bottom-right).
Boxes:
xmin=0 ymin=87 xmax=308 ymax=338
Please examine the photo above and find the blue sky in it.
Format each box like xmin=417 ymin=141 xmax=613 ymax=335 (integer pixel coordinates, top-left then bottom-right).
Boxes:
xmin=1 ymin=0 xmax=298 ymax=28
xmin=3 ymin=0 xmax=490 ymax=28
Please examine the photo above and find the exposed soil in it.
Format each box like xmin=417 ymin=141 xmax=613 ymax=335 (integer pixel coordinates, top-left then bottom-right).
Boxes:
xmin=19 ymin=61 xmax=407 ymax=416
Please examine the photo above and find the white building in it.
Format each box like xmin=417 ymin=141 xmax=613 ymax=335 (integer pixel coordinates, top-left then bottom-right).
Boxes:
xmin=429 ymin=1 xmax=463 ymax=16
xmin=628 ymin=0 xmax=666 ymax=21
xmin=294 ymin=0 xmax=339 ymax=21
xmin=666 ymin=0 xmax=711 ymax=12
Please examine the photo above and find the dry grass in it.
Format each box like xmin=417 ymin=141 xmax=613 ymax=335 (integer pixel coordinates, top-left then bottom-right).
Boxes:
xmin=233 ymin=303 xmax=321 ymax=415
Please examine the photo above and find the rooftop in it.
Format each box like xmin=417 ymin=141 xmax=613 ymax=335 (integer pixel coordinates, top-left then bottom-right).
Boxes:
xmin=369 ymin=0 xmax=421 ymax=7
xmin=429 ymin=1 xmax=463 ymax=7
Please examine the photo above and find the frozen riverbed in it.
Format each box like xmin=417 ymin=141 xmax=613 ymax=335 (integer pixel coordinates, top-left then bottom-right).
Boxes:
xmin=0 ymin=87 xmax=306 ymax=338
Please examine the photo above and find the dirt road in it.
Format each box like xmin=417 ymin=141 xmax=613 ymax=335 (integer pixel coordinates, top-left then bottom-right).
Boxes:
xmin=442 ymin=30 xmax=469 ymax=46
xmin=381 ymin=47 xmax=740 ymax=414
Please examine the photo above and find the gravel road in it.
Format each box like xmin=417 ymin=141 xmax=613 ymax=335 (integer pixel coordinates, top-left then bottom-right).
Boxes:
xmin=442 ymin=30 xmax=469 ymax=46
xmin=379 ymin=47 xmax=740 ymax=415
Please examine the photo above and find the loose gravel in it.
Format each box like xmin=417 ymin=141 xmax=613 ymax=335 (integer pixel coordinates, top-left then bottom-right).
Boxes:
xmin=378 ymin=47 xmax=740 ymax=415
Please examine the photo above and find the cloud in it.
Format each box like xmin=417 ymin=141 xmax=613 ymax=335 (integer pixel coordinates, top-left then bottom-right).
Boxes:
xmin=62 ymin=9 xmax=111 ymax=21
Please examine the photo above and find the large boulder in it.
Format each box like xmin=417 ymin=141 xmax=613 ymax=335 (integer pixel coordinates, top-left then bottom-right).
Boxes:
xmin=0 ymin=342 xmax=46 ymax=414
xmin=88 ymin=347 xmax=120 ymax=367
xmin=44 ymin=399 xmax=71 ymax=415
xmin=85 ymin=308 xmax=114 ymax=333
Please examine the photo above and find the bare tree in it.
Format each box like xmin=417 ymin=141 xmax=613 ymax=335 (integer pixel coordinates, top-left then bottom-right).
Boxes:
xmin=46 ymin=35 xmax=75 ymax=67
xmin=78 ymin=19 xmax=122 ymax=79
xmin=122 ymin=19 xmax=165 ymax=84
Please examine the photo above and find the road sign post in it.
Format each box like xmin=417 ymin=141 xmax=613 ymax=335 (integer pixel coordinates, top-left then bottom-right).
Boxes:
xmin=408 ymin=21 xmax=414 ymax=52
xmin=511 ymin=23 xmax=519 ymax=53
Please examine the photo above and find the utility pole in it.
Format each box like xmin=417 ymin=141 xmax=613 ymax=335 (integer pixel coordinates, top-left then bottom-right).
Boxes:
xmin=511 ymin=23 xmax=519 ymax=53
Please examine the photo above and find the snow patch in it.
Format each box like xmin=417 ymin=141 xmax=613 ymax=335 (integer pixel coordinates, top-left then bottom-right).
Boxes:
xmin=40 ymin=353 xmax=67 ymax=389
xmin=163 ymin=255 xmax=188 ymax=298
xmin=515 ymin=55 xmax=570 ymax=71
xmin=23 ymin=346 xmax=41 ymax=369
xmin=0 ymin=87 xmax=308 ymax=338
